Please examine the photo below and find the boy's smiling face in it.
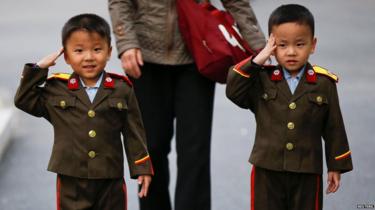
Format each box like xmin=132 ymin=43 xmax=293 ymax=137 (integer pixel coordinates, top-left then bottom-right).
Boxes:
xmin=64 ymin=30 xmax=112 ymax=86
xmin=272 ymin=22 xmax=317 ymax=73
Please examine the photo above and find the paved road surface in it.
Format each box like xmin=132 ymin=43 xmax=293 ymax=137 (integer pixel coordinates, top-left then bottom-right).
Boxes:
xmin=0 ymin=0 xmax=374 ymax=209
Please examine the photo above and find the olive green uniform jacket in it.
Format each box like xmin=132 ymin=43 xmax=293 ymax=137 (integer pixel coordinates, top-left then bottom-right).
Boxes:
xmin=14 ymin=64 xmax=153 ymax=179
xmin=226 ymin=58 xmax=353 ymax=174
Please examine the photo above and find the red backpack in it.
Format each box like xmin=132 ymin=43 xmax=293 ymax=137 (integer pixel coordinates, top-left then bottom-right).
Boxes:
xmin=177 ymin=0 xmax=255 ymax=83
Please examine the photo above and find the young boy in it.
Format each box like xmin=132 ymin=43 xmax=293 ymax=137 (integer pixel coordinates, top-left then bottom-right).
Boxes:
xmin=226 ymin=4 xmax=353 ymax=210
xmin=14 ymin=14 xmax=153 ymax=210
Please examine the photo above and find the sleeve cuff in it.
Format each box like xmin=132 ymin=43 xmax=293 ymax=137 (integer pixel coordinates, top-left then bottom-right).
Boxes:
xmin=134 ymin=155 xmax=150 ymax=165
xmin=232 ymin=57 xmax=265 ymax=78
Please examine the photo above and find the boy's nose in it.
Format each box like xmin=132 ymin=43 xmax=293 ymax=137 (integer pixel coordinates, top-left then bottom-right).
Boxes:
xmin=287 ymin=47 xmax=297 ymax=56
xmin=84 ymin=52 xmax=94 ymax=60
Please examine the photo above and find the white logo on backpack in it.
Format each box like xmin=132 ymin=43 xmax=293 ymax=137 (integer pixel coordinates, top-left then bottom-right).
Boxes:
xmin=218 ymin=24 xmax=245 ymax=52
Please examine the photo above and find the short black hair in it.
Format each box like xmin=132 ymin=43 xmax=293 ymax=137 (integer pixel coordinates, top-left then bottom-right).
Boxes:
xmin=62 ymin=13 xmax=111 ymax=47
xmin=268 ymin=4 xmax=314 ymax=36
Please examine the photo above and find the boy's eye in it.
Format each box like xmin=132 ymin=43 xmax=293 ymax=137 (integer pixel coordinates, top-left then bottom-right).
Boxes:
xmin=297 ymin=43 xmax=305 ymax=47
xmin=94 ymin=48 xmax=102 ymax=52
xmin=278 ymin=43 xmax=286 ymax=48
xmin=74 ymin=49 xmax=83 ymax=53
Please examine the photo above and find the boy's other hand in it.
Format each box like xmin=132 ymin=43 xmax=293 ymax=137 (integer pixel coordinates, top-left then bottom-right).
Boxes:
xmin=253 ymin=33 xmax=276 ymax=66
xmin=37 ymin=48 xmax=64 ymax=69
xmin=137 ymin=175 xmax=152 ymax=198
xmin=120 ymin=48 xmax=143 ymax=79
xmin=326 ymin=171 xmax=341 ymax=194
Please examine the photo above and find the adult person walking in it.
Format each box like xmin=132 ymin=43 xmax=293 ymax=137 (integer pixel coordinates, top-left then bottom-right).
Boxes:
xmin=108 ymin=1 xmax=265 ymax=209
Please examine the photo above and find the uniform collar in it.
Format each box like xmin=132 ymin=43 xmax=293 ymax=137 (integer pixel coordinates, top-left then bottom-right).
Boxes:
xmin=79 ymin=72 xmax=104 ymax=89
xmin=283 ymin=65 xmax=306 ymax=81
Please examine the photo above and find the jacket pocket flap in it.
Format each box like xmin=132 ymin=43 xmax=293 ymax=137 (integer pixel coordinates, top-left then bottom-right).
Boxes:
xmin=308 ymin=93 xmax=328 ymax=105
xmin=261 ymin=89 xmax=277 ymax=101
xmin=50 ymin=96 xmax=76 ymax=108
xmin=108 ymin=98 xmax=128 ymax=110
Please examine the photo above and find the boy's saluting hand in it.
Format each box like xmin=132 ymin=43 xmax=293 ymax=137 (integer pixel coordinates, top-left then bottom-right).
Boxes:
xmin=37 ymin=48 xmax=64 ymax=69
xmin=253 ymin=33 xmax=277 ymax=66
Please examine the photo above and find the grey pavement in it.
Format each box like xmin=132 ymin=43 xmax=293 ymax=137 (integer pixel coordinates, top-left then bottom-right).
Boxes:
xmin=1 ymin=0 xmax=375 ymax=209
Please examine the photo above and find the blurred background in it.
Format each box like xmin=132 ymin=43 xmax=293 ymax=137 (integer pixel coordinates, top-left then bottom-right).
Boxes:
xmin=0 ymin=0 xmax=374 ymax=209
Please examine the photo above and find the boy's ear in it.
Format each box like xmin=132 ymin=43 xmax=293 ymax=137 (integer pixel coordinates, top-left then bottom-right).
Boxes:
xmin=63 ymin=50 xmax=70 ymax=64
xmin=310 ymin=37 xmax=317 ymax=54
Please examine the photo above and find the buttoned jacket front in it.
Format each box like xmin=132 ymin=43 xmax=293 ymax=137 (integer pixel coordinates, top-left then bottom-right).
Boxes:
xmin=15 ymin=64 xmax=153 ymax=179
xmin=226 ymin=59 xmax=353 ymax=174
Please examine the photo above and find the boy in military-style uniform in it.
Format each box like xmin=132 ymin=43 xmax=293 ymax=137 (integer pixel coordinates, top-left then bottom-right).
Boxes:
xmin=226 ymin=4 xmax=353 ymax=210
xmin=14 ymin=14 xmax=153 ymax=210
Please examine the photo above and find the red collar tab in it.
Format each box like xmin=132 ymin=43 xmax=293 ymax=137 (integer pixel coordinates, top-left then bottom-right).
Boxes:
xmin=306 ymin=68 xmax=317 ymax=83
xmin=271 ymin=69 xmax=283 ymax=81
xmin=104 ymin=76 xmax=115 ymax=88
xmin=106 ymin=72 xmax=133 ymax=87
xmin=68 ymin=77 xmax=79 ymax=90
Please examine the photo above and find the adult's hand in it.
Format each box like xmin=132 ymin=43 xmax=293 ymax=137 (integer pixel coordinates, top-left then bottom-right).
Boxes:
xmin=120 ymin=48 xmax=143 ymax=78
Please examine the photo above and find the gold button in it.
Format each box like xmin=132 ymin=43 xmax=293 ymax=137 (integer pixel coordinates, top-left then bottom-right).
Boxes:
xmin=289 ymin=102 xmax=296 ymax=110
xmin=287 ymin=122 xmax=295 ymax=130
xmin=60 ymin=100 xmax=66 ymax=109
xmin=88 ymin=130 xmax=96 ymax=138
xmin=88 ymin=110 xmax=96 ymax=118
xmin=286 ymin=143 xmax=294 ymax=151
xmin=88 ymin=151 xmax=96 ymax=158
xmin=316 ymin=96 xmax=323 ymax=104
xmin=262 ymin=93 xmax=268 ymax=100
xmin=117 ymin=102 xmax=123 ymax=110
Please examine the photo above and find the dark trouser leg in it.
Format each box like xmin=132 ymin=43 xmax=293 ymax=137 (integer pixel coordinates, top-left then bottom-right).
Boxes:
xmin=251 ymin=167 xmax=323 ymax=210
xmin=251 ymin=167 xmax=287 ymax=210
xmin=57 ymin=175 xmax=92 ymax=210
xmin=57 ymin=175 xmax=127 ymax=210
xmin=288 ymin=172 xmax=322 ymax=210
xmin=133 ymin=63 xmax=175 ymax=210
xmin=94 ymin=178 xmax=127 ymax=210
xmin=174 ymin=64 xmax=215 ymax=210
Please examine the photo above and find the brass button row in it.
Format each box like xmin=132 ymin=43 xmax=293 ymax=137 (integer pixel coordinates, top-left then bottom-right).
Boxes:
xmin=88 ymin=109 xmax=96 ymax=139
xmin=58 ymin=101 xmax=98 ymax=158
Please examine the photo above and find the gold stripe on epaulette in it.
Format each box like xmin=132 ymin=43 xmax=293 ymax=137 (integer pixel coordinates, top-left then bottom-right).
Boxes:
xmin=313 ymin=65 xmax=338 ymax=82
xmin=48 ymin=73 xmax=71 ymax=81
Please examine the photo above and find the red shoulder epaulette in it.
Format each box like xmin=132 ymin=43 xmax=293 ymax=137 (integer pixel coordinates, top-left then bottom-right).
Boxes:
xmin=107 ymin=72 xmax=133 ymax=87
xmin=47 ymin=73 xmax=71 ymax=81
